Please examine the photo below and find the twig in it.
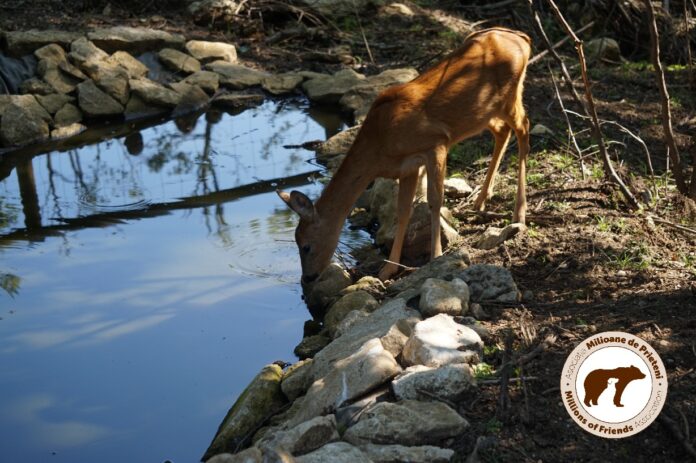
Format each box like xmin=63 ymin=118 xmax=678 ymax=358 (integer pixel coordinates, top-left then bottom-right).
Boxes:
xmin=545 ymin=0 xmax=641 ymax=209
xmin=649 ymin=215 xmax=696 ymax=236
xmin=352 ymin=0 xmax=375 ymax=65
xmin=479 ymin=376 xmax=539 ymax=385
xmin=529 ymin=21 xmax=595 ymax=66
xmin=382 ymin=259 xmax=417 ymax=271
xmin=416 ymin=388 xmax=458 ymax=410
xmin=547 ymin=64 xmax=584 ymax=177
xmin=644 ymin=0 xmax=689 ymax=195
xmin=497 ymin=330 xmax=514 ymax=419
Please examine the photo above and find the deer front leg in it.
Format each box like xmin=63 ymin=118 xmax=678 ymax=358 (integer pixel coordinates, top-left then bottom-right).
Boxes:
xmin=473 ymin=121 xmax=512 ymax=211
xmin=426 ymin=146 xmax=448 ymax=260
xmin=379 ymin=172 xmax=419 ymax=280
xmin=512 ymin=115 xmax=530 ymax=225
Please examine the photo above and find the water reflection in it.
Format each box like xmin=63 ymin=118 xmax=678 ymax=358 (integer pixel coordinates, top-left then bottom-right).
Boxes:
xmin=0 ymin=99 xmax=368 ymax=463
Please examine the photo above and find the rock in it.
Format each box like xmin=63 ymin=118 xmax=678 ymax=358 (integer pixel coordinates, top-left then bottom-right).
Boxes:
xmin=186 ymin=40 xmax=237 ymax=63
xmin=207 ymin=61 xmax=268 ymax=89
xmin=387 ymin=250 xmax=469 ymax=297
xmin=87 ymin=27 xmax=185 ymax=54
xmin=315 ymin=126 xmax=360 ymax=163
xmin=84 ymin=62 xmax=130 ymax=105
xmin=206 ymin=447 xmax=262 ymax=463
xmin=381 ymin=3 xmax=416 ymax=16
xmin=310 ymin=298 xmax=421 ymax=382
xmin=530 ymin=124 xmax=553 ymax=136
xmin=343 ymin=400 xmax=469 ymax=446
xmin=419 ymin=278 xmax=470 ymax=317
xmin=302 ymin=69 xmax=366 ymax=103
xmin=129 ymin=78 xmax=182 ymax=108
xmin=19 ymin=78 xmax=55 ymax=96
xmin=189 ymin=0 xmax=239 ymax=26
xmin=54 ymin=103 xmax=83 ymax=126
xmin=324 ymin=291 xmax=379 ymax=338
xmin=212 ymin=93 xmax=264 ymax=113
xmin=402 ymin=314 xmax=482 ymax=367
xmin=458 ymin=264 xmax=520 ymax=303
xmin=77 ymin=79 xmax=124 ymax=117
xmin=51 ymin=122 xmax=86 ymax=139
xmin=184 ymin=70 xmax=220 ymax=94
xmin=334 ymin=310 xmax=370 ymax=338
xmin=36 ymin=93 xmax=74 ymax=114
xmin=296 ymin=0 xmax=383 ymax=17
xmin=360 ymin=443 xmax=454 ymax=463
xmin=469 ymin=302 xmax=488 ymax=320
xmin=0 ymin=97 xmax=50 ymax=146
xmin=474 ymin=223 xmax=526 ymax=250
xmin=392 ymin=364 xmax=476 ymax=401
xmin=340 ymin=276 xmax=385 ymax=298
xmin=158 ymin=48 xmax=201 ymax=74
xmin=304 ymin=263 xmax=353 ymax=315
xmin=124 ymin=93 xmax=168 ymax=119
xmin=444 ymin=177 xmax=473 ymax=198
xmin=585 ymin=37 xmax=622 ymax=63
xmin=37 ymin=60 xmax=81 ymax=94
xmin=399 ymin=203 xmax=460 ymax=266
xmin=171 ymin=83 xmax=210 ymax=117
xmin=69 ymin=38 xmax=109 ymax=67
xmin=339 ymin=68 xmax=418 ymax=121
xmin=294 ymin=333 xmax=331 ymax=360
xmin=203 ymin=364 xmax=287 ymax=461
xmin=288 ymin=338 xmax=401 ymax=427
xmin=281 ymin=359 xmax=313 ymax=401
xmin=34 ymin=44 xmax=87 ymax=81
xmin=258 ymin=415 xmax=339 ymax=456
xmin=108 ymin=51 xmax=149 ymax=79
xmin=295 ymin=442 xmax=370 ymax=463
xmin=2 ymin=30 xmax=83 ymax=57
xmin=261 ymin=73 xmax=304 ymax=95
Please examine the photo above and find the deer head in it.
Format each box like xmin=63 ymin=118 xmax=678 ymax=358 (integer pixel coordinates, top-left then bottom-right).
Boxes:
xmin=277 ymin=190 xmax=337 ymax=285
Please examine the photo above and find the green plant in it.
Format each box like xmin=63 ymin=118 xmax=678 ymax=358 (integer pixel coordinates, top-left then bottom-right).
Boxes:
xmin=604 ymin=243 xmax=651 ymax=270
xmin=483 ymin=344 xmax=501 ymax=356
xmin=472 ymin=362 xmax=496 ymax=379
xmin=595 ymin=215 xmax=611 ymax=232
xmin=485 ymin=417 xmax=503 ymax=434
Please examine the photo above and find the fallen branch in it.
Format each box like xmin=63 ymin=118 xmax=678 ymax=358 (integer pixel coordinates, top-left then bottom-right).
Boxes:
xmin=649 ymin=215 xmax=696 ymax=236
xmin=529 ymin=21 xmax=595 ymax=66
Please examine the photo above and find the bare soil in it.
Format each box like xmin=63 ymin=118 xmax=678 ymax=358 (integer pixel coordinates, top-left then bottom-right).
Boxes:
xmin=3 ymin=1 xmax=695 ymax=461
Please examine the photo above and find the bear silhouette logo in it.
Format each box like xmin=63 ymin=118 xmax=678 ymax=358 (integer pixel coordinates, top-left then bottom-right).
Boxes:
xmin=583 ymin=365 xmax=646 ymax=407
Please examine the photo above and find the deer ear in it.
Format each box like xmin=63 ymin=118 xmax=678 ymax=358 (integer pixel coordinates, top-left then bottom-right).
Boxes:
xmin=277 ymin=190 xmax=315 ymax=221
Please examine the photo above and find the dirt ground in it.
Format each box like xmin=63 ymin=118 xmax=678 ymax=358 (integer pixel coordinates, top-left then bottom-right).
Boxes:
xmin=3 ymin=1 xmax=695 ymax=461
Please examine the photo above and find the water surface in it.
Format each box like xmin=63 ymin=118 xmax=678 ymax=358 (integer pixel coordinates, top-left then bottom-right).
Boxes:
xmin=0 ymin=99 xmax=367 ymax=463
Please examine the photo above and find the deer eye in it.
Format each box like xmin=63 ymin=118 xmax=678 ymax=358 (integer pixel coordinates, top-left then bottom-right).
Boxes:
xmin=301 ymin=244 xmax=311 ymax=255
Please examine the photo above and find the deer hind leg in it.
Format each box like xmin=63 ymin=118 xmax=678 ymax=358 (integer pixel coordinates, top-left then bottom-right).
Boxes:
xmin=379 ymin=171 xmax=419 ymax=281
xmin=473 ymin=119 xmax=513 ymax=212
xmin=511 ymin=112 xmax=530 ymax=225
xmin=425 ymin=145 xmax=448 ymax=260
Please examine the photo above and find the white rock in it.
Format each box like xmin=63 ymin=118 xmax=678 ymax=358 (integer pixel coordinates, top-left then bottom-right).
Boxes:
xmin=418 ymin=277 xmax=470 ymax=317
xmin=444 ymin=177 xmax=473 ymax=198
xmin=392 ymin=363 xmax=476 ymax=401
xmin=402 ymin=313 xmax=482 ymax=367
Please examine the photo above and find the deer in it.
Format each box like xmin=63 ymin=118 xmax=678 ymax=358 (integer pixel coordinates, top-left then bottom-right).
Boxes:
xmin=278 ymin=28 xmax=532 ymax=284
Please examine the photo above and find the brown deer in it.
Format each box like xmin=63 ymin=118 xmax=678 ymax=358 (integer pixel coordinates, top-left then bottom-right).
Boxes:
xmin=279 ymin=28 xmax=532 ymax=282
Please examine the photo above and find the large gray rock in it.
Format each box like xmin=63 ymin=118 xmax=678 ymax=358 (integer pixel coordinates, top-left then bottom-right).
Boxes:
xmin=87 ymin=27 xmax=185 ymax=54
xmin=171 ymin=83 xmax=210 ymax=116
xmin=36 ymin=93 xmax=74 ymax=114
xmin=315 ymin=126 xmax=360 ymax=163
xmin=2 ymin=30 xmax=82 ymax=57
xmin=212 ymin=93 xmax=264 ymax=113
xmin=281 ymin=359 xmax=313 ymax=402
xmin=261 ymin=73 xmax=304 ymax=95
xmin=585 ymin=37 xmax=622 ymax=63
xmin=129 ymin=78 xmax=182 ymax=108
xmin=294 ymin=332 xmax=331 ymax=360
xmin=124 ymin=94 xmax=168 ymax=119
xmin=360 ymin=443 xmax=455 ymax=463
xmin=54 ymin=103 xmax=82 ymax=126
xmin=77 ymin=80 xmax=124 ymax=117
xmin=203 ymin=364 xmax=287 ymax=461
xmin=343 ymin=400 xmax=469 ymax=446
xmin=302 ymin=69 xmax=366 ymax=103
xmin=186 ymin=40 xmax=237 ymax=63
xmin=334 ymin=310 xmax=371 ymax=338
xmin=304 ymin=263 xmax=353 ymax=314
xmin=69 ymin=38 xmax=109 ymax=68
xmin=324 ymin=290 xmax=379 ymax=338
xmin=159 ymin=48 xmax=201 ymax=74
xmin=418 ymin=278 xmax=470 ymax=317
xmin=206 ymin=61 xmax=268 ymax=89
xmin=0 ymin=97 xmax=51 ymax=146
xmin=392 ymin=364 xmax=476 ymax=401
xmin=37 ymin=60 xmax=81 ymax=94
xmin=295 ymin=442 xmax=370 ymax=463
xmin=474 ymin=223 xmax=526 ymax=250
xmin=34 ymin=44 xmax=87 ymax=82
xmin=339 ymin=68 xmax=418 ymax=121
xmin=258 ymin=415 xmax=339 ymax=456
xmin=402 ymin=314 xmax=482 ymax=367
xmin=80 ymin=59 xmax=130 ymax=104
xmin=108 ymin=51 xmax=149 ymax=79
xmin=19 ymin=78 xmax=55 ymax=96
xmin=310 ymin=298 xmax=421 ymax=382
xmin=184 ymin=70 xmax=220 ymax=94
xmin=206 ymin=447 xmax=262 ymax=463
xmin=387 ymin=250 xmax=470 ymax=297
xmin=458 ymin=264 xmax=520 ymax=303
xmin=288 ymin=338 xmax=401 ymax=427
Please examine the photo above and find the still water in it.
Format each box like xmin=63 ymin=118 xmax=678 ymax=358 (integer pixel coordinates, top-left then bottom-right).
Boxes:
xmin=0 ymin=99 xmax=367 ymax=463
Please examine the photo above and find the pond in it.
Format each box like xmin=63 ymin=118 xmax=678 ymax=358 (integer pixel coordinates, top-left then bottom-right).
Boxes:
xmin=0 ymin=99 xmax=370 ymax=463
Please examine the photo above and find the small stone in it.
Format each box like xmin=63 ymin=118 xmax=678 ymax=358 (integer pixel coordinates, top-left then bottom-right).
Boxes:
xmin=69 ymin=37 xmax=109 ymax=68
xmin=280 ymin=358 xmax=313 ymax=401
xmin=444 ymin=177 xmax=473 ymax=198
xmin=402 ymin=313 xmax=482 ymax=367
xmin=324 ymin=291 xmax=379 ymax=338
xmin=51 ymin=122 xmax=86 ymax=139
xmin=159 ymin=48 xmax=201 ymax=74
xmin=184 ymin=70 xmax=220 ymax=94
xmin=186 ymin=40 xmax=237 ymax=63
xmin=212 ymin=93 xmax=264 ymax=113
xmin=459 ymin=264 xmax=520 ymax=303
xmin=294 ymin=333 xmax=331 ymax=360
xmin=129 ymin=78 xmax=182 ymax=108
xmin=261 ymin=73 xmax=304 ymax=95
xmin=77 ymin=79 xmax=124 ymax=117
xmin=108 ymin=51 xmax=149 ymax=79
xmin=171 ymin=83 xmax=210 ymax=117
xmin=36 ymin=93 xmax=74 ymax=114
xmin=54 ymin=103 xmax=83 ymax=126
xmin=304 ymin=263 xmax=353 ymax=315
xmin=258 ymin=415 xmax=339 ymax=456
xmin=339 ymin=275 xmax=385 ymax=298
xmin=124 ymin=93 xmax=168 ymax=119
xmin=530 ymin=124 xmax=553 ymax=136
xmin=206 ymin=61 xmax=267 ymax=89
xmin=302 ymin=69 xmax=366 ymax=103
xmin=469 ymin=302 xmax=488 ymax=320
xmin=585 ymin=37 xmax=622 ymax=63
xmin=19 ymin=78 xmax=55 ymax=96
xmin=381 ymin=3 xmax=415 ymax=16
xmin=418 ymin=277 xmax=470 ymax=317
xmin=37 ymin=60 xmax=81 ymax=94
xmin=474 ymin=223 xmax=526 ymax=250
